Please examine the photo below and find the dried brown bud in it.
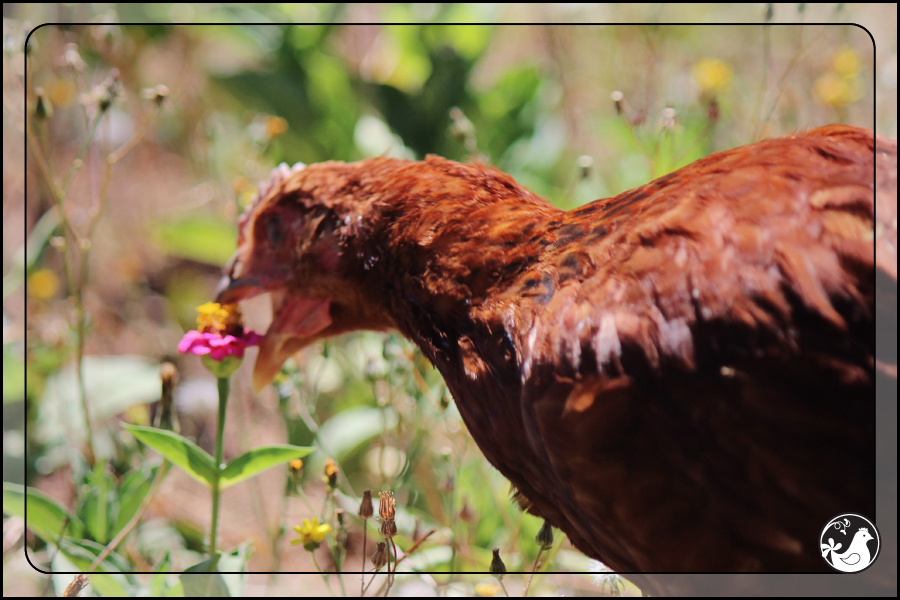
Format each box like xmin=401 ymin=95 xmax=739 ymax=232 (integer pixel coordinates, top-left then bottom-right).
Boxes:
xmin=380 ymin=518 xmax=397 ymax=539
xmin=458 ymin=497 xmax=476 ymax=522
xmin=358 ymin=490 xmax=374 ymax=520
xmin=490 ymin=547 xmax=507 ymax=580
xmin=378 ymin=491 xmax=395 ymax=521
xmin=62 ymin=574 xmax=90 ymax=597
xmin=140 ymin=84 xmax=169 ymax=106
xmin=536 ymin=520 xmax=554 ymax=550
xmin=707 ymin=97 xmax=720 ymax=124
xmin=155 ymin=362 xmax=179 ymax=432
xmin=372 ymin=541 xmax=388 ymax=571
xmin=96 ymin=69 xmax=120 ymax=112
xmin=611 ymin=90 xmax=624 ymax=115
xmin=336 ymin=509 xmax=345 ymax=528
xmin=61 ymin=43 xmax=86 ymax=72
xmin=35 ymin=87 xmax=53 ymax=120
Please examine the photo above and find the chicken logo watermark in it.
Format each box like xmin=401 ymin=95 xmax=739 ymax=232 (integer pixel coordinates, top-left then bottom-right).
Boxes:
xmin=820 ymin=513 xmax=880 ymax=573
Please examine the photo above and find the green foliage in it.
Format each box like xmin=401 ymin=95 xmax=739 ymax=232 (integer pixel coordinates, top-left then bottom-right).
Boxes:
xmin=3 ymin=482 xmax=86 ymax=542
xmin=125 ymin=425 xmax=312 ymax=489
xmin=154 ymin=216 xmax=238 ymax=266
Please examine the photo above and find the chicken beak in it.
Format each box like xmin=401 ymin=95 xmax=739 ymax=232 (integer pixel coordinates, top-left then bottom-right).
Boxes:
xmin=215 ymin=274 xmax=262 ymax=305
xmin=216 ymin=275 xmax=333 ymax=394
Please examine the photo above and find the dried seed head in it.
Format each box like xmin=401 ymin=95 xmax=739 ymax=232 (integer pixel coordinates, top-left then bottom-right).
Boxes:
xmin=61 ymin=43 xmax=86 ymax=72
xmin=372 ymin=541 xmax=388 ymax=571
xmin=358 ymin=490 xmax=374 ymax=520
xmin=707 ymin=97 xmax=720 ymax=124
xmin=380 ymin=518 xmax=397 ymax=539
xmin=62 ymin=574 xmax=89 ymax=597
xmin=35 ymin=87 xmax=53 ymax=120
xmin=140 ymin=84 xmax=169 ymax=106
xmin=378 ymin=491 xmax=395 ymax=521
xmin=458 ymin=497 xmax=476 ymax=522
xmin=536 ymin=520 xmax=554 ymax=550
xmin=611 ymin=90 xmax=624 ymax=114
xmin=96 ymin=69 xmax=120 ymax=112
xmin=490 ymin=547 xmax=507 ymax=580
xmin=155 ymin=362 xmax=179 ymax=432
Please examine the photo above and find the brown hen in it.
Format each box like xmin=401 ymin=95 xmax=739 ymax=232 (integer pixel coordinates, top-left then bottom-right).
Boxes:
xmin=217 ymin=125 xmax=895 ymax=592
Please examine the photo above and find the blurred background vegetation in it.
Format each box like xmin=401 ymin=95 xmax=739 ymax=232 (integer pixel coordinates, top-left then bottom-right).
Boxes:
xmin=4 ymin=3 xmax=896 ymax=597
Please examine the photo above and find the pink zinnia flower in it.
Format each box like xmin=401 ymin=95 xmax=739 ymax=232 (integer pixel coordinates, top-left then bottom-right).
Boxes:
xmin=178 ymin=330 xmax=263 ymax=361
xmin=178 ymin=302 xmax=262 ymax=362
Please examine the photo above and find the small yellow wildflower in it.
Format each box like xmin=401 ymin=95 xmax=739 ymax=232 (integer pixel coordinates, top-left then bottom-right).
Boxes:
xmin=692 ymin=58 xmax=733 ymax=94
xmin=265 ymin=115 xmax=288 ymax=138
xmin=292 ymin=517 xmax=333 ymax=551
xmin=832 ymin=46 xmax=860 ymax=78
xmin=289 ymin=459 xmax=304 ymax=487
xmin=48 ymin=79 xmax=77 ymax=108
xmin=815 ymin=73 xmax=862 ymax=107
xmin=28 ymin=268 xmax=60 ymax=300
xmin=475 ymin=583 xmax=500 ymax=597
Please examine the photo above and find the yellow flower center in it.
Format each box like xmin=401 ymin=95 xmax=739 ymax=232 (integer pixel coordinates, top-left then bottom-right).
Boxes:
xmin=195 ymin=302 xmax=244 ymax=335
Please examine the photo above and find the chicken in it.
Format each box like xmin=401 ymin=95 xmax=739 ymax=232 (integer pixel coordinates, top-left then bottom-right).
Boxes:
xmin=216 ymin=125 xmax=895 ymax=591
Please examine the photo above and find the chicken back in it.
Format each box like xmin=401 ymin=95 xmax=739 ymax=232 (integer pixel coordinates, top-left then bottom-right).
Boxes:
xmin=217 ymin=125 xmax=895 ymax=581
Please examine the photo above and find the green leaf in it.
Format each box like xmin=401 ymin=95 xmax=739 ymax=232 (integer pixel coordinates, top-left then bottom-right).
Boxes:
xmin=180 ymin=542 xmax=249 ymax=596
xmin=81 ymin=461 xmax=111 ymax=543
xmin=182 ymin=555 xmax=230 ymax=597
xmin=150 ymin=553 xmax=173 ymax=596
xmin=154 ymin=216 xmax=237 ymax=265
xmin=181 ymin=572 xmax=230 ymax=597
xmin=3 ymin=343 xmax=25 ymax=403
xmin=2 ymin=482 xmax=85 ymax=541
xmin=55 ymin=538 xmax=133 ymax=596
xmin=36 ymin=355 xmax=162 ymax=449
xmin=113 ymin=466 xmax=159 ymax=536
xmin=219 ymin=444 xmax=314 ymax=489
xmin=125 ymin=425 xmax=217 ymax=487
xmin=315 ymin=406 xmax=398 ymax=463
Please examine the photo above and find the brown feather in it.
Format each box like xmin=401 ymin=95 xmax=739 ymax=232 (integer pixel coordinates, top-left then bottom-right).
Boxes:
xmin=217 ymin=125 xmax=894 ymax=591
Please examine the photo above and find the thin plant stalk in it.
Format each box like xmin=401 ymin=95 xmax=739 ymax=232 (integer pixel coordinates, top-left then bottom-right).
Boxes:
xmin=522 ymin=547 xmax=546 ymax=597
xmin=25 ymin=103 xmax=108 ymax=464
xmin=360 ymin=522 xmax=368 ymax=597
xmin=209 ymin=377 xmax=229 ymax=556
xmin=311 ymin=550 xmax=337 ymax=596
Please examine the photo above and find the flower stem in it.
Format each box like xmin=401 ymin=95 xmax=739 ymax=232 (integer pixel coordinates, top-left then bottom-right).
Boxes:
xmin=523 ymin=547 xmax=545 ymax=597
xmin=209 ymin=376 xmax=229 ymax=556
xmin=360 ymin=523 xmax=367 ymax=597
xmin=312 ymin=550 xmax=337 ymax=596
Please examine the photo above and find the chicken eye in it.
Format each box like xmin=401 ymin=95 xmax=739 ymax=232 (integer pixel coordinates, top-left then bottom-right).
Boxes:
xmin=266 ymin=218 xmax=283 ymax=247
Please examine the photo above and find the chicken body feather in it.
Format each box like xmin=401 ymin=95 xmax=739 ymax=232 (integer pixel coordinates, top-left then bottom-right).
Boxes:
xmin=217 ymin=125 xmax=895 ymax=591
